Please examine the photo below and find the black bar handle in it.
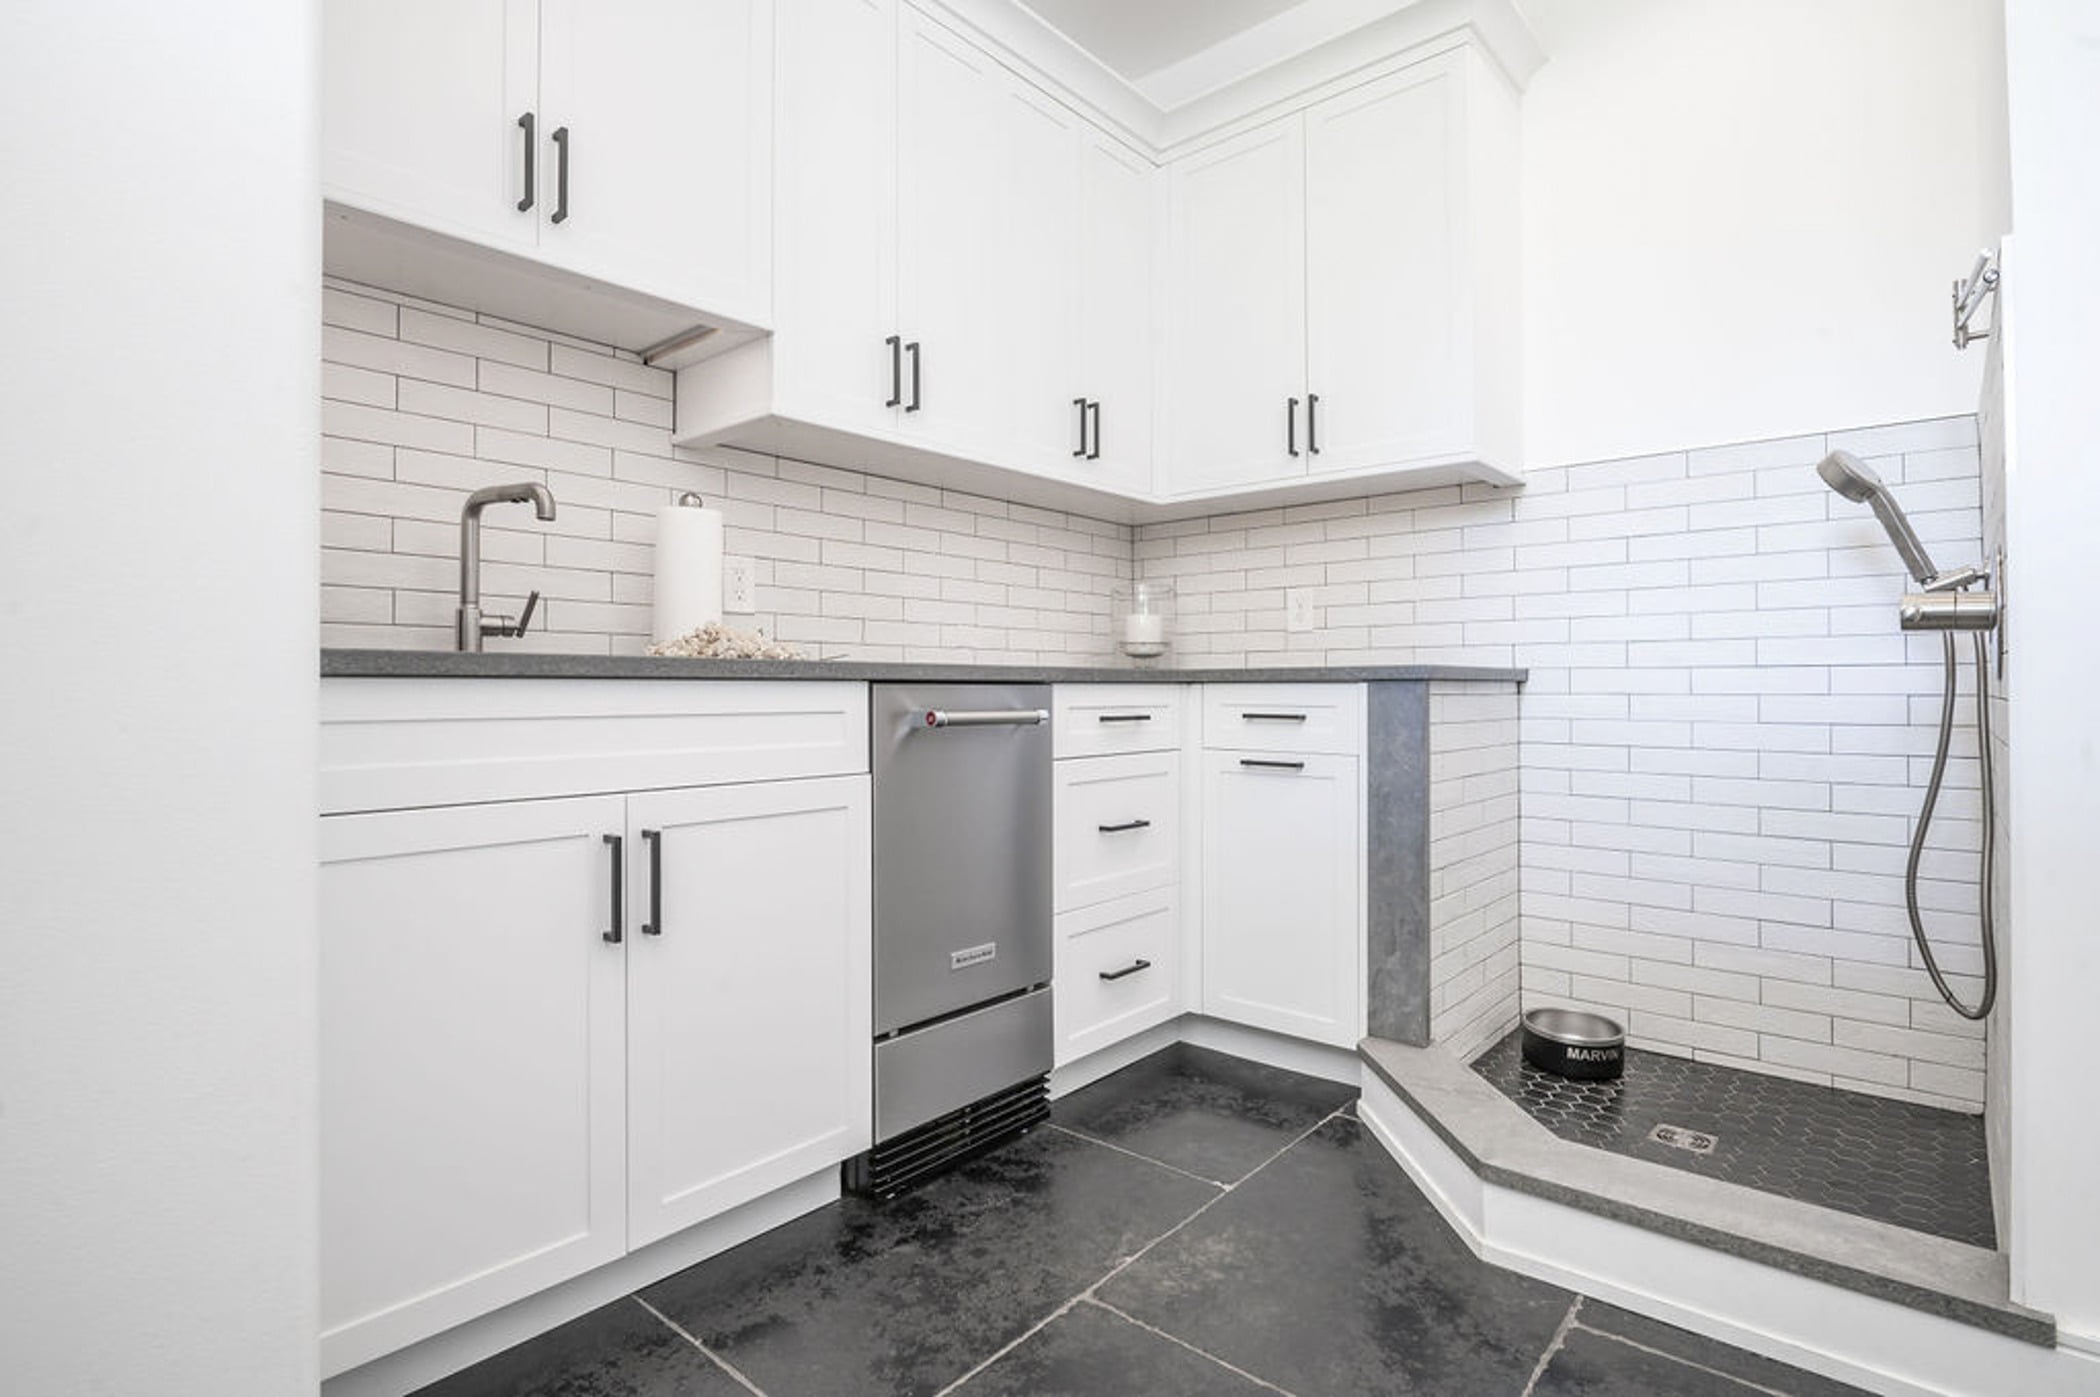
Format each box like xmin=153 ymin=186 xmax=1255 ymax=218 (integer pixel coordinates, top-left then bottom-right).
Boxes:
xmin=550 ymin=126 xmax=570 ymax=224
xmin=1240 ymin=758 xmax=1306 ymax=771
xmin=1241 ymin=711 xmax=1307 ymax=722
xmin=1073 ymin=397 xmax=1087 ymax=457
xmin=641 ymin=828 xmax=662 ymax=935
xmin=1087 ymin=400 xmax=1101 ymax=460
xmin=1100 ymin=959 xmax=1152 ymax=982
xmin=1307 ymin=392 xmax=1320 ymax=455
xmin=515 ymin=589 xmax=540 ymax=635
xmin=517 ymin=112 xmax=536 ymax=212
xmin=601 ymin=835 xmax=623 ymax=943
xmin=1097 ymin=819 xmax=1152 ymax=834
xmin=1287 ymin=397 xmax=1300 ymax=457
xmin=885 ymin=335 xmax=902 ymax=408
xmin=1096 ymin=713 xmax=1152 ymax=724
xmin=906 ymin=341 xmax=921 ymax=412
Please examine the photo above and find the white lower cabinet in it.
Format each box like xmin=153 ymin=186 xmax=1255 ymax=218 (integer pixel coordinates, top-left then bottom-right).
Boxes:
xmin=1200 ymin=748 xmax=1363 ymax=1048
xmin=1054 ymin=889 xmax=1180 ymax=1066
xmin=624 ymin=776 xmax=870 ymax=1250
xmin=319 ymin=794 xmax=631 ymax=1375
xmin=319 ymin=770 xmax=870 ymax=1377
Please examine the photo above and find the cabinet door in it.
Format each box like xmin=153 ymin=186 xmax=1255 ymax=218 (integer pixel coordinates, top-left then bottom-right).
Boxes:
xmin=1075 ymin=133 xmax=1156 ymax=493
xmin=773 ymin=0 xmax=899 ymax=434
xmin=897 ymin=9 xmax=1007 ymax=460
xmin=1305 ymin=62 xmax=1464 ymax=474
xmin=625 ymin=777 xmax=872 ymax=1250
xmin=1055 ymin=890 xmax=1181 ymax=1068
xmin=1160 ymin=118 xmax=1307 ymax=495
xmin=988 ymin=79 xmax=1083 ymax=477
xmin=538 ymin=0 xmax=772 ymax=320
xmin=1054 ymin=751 xmax=1180 ymax=912
xmin=322 ymin=0 xmax=539 ymax=253
xmin=319 ymin=795 xmax=628 ymax=1377
xmin=1201 ymin=752 xmax=1361 ymax=1046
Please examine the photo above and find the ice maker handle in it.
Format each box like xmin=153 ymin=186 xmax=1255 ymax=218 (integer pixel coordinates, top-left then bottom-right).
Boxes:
xmin=920 ymin=708 xmax=1050 ymax=728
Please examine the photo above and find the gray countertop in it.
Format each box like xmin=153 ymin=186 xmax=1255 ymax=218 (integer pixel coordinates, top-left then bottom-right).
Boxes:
xmin=320 ymin=649 xmax=1526 ymax=685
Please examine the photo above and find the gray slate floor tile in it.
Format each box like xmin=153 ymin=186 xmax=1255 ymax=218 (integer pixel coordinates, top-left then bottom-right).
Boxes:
xmin=1576 ymin=1302 xmax=1871 ymax=1396
xmin=409 ymin=1297 xmax=743 ymax=1397
xmin=951 ymin=1298 xmax=1276 ymax=1396
xmin=1100 ymin=1114 xmax=1571 ymax=1395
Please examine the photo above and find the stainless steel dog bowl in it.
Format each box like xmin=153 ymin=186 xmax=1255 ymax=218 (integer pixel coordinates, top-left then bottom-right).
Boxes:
xmin=1521 ymin=1007 xmax=1625 ymax=1081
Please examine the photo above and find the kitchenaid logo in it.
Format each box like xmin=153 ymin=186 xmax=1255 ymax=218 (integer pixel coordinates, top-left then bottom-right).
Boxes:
xmin=950 ymin=943 xmax=997 ymax=971
xmin=1563 ymin=1046 xmax=1620 ymax=1062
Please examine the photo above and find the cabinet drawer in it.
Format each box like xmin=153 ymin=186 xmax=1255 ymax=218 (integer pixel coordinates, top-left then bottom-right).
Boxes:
xmin=1055 ymin=890 xmax=1180 ymax=1067
xmin=1201 ymin=683 xmax=1363 ymax=756
xmin=1053 ymin=751 xmax=1180 ymax=912
xmin=1053 ymin=684 xmax=1183 ymax=758
xmin=320 ymin=679 xmax=869 ymax=813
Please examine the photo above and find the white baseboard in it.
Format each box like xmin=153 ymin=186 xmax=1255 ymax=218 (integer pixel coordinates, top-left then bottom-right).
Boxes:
xmin=322 ymin=1170 xmax=839 ymax=1397
xmin=1177 ymin=1016 xmax=1362 ymax=1085
xmin=1050 ymin=1019 xmax=1185 ymax=1098
xmin=1358 ymin=1074 xmax=2092 ymax=1397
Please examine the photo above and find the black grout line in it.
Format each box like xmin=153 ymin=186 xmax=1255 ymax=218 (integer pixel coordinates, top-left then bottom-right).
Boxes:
xmin=1567 ymin=1323 xmax=1803 ymax=1397
xmin=1084 ymin=1297 xmax=1300 ymax=1395
xmin=1518 ymin=1294 xmax=1582 ymax=1397
xmin=930 ymin=1105 xmax=1352 ymax=1397
xmin=631 ymin=1295 xmax=769 ymax=1397
xmin=1044 ymin=1121 xmax=1231 ymax=1188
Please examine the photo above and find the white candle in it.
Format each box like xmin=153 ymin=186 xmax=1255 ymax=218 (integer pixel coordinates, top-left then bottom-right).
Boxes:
xmin=1123 ymin=612 xmax=1166 ymax=648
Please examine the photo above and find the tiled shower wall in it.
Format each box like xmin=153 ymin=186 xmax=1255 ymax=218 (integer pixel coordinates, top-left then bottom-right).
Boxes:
xmin=1139 ymin=417 xmax=1991 ymax=1111
xmin=320 ymin=280 xmax=1131 ymax=661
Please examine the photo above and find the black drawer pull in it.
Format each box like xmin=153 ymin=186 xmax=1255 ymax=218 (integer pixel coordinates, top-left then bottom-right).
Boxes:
xmin=1240 ymin=759 xmax=1306 ymax=771
xmin=640 ymin=828 xmax=663 ymax=936
xmin=516 ymin=112 xmax=536 ymax=211
xmin=885 ymin=334 xmax=902 ymax=408
xmin=1100 ymin=959 xmax=1152 ymax=982
xmin=1073 ymin=397 xmax=1088 ymax=457
xmin=1241 ymin=712 xmax=1308 ymax=722
xmin=1097 ymin=819 xmax=1151 ymax=834
xmin=601 ymin=834 xmax=622 ymax=944
xmin=1096 ymin=713 xmax=1152 ymax=724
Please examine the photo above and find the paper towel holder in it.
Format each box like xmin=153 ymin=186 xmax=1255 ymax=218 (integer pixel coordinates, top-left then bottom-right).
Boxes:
xmin=677 ymin=491 xmax=706 ymax=508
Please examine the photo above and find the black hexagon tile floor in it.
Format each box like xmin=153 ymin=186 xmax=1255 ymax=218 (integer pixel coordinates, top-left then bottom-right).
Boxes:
xmin=416 ymin=1044 xmax=1868 ymax=1397
xmin=1472 ymin=1028 xmax=1996 ymax=1248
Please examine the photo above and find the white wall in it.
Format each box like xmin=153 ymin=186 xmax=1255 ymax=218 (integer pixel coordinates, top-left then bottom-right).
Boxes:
xmin=2001 ymin=0 xmax=2100 ymax=1342
xmin=1519 ymin=0 xmax=2001 ymax=469
xmin=0 ymin=4 xmax=321 ymax=1394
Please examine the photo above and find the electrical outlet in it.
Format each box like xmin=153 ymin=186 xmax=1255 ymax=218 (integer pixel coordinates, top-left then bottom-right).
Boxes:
xmin=1286 ymin=587 xmax=1315 ymax=632
xmin=723 ymin=556 xmax=755 ymax=613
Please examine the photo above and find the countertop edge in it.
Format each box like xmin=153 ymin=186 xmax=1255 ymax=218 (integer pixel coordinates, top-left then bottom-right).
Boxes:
xmin=319 ymin=649 xmax=1528 ymax=685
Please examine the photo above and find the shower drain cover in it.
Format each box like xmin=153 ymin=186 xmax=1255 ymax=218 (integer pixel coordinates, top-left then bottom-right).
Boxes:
xmin=1648 ymin=1123 xmax=1718 ymax=1156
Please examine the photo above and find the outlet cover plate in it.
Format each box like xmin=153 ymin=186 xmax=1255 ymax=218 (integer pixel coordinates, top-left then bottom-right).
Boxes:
xmin=724 ymin=556 xmax=755 ymax=613
xmin=1286 ymin=587 xmax=1315 ymax=632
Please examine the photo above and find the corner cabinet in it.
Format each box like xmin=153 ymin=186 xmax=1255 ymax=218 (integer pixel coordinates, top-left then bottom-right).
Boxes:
xmin=1159 ymin=48 xmax=1522 ymax=502
xmin=317 ymin=680 xmax=869 ymax=1378
xmin=321 ymin=0 xmax=772 ymax=340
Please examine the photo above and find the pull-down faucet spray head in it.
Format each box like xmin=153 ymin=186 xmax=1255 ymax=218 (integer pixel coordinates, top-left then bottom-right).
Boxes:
xmin=1816 ymin=449 xmax=1940 ymax=585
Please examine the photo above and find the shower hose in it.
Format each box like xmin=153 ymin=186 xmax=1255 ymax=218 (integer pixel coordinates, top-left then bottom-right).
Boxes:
xmin=1908 ymin=630 xmax=1997 ymax=1020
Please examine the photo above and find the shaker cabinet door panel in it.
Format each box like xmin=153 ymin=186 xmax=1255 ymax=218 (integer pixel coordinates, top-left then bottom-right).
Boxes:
xmin=1305 ymin=62 xmax=1464 ymax=473
xmin=1200 ymin=753 xmax=1361 ymax=1047
xmin=322 ymin=0 xmax=540 ymax=252
xmin=318 ymin=795 xmax=629 ymax=1376
xmin=624 ymin=776 xmax=872 ymax=1250
xmin=1075 ymin=134 xmax=1156 ymax=493
xmin=1161 ymin=119 xmax=1307 ymax=494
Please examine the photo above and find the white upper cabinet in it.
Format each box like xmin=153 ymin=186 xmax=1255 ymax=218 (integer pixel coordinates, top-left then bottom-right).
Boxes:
xmin=535 ymin=0 xmax=771 ymax=326
xmin=1160 ymin=48 xmax=1521 ymax=502
xmin=323 ymin=0 xmax=537 ymax=254
xmin=987 ymin=80 xmax=1084 ymax=478
xmin=322 ymin=0 xmax=772 ymax=339
xmin=1160 ymin=119 xmax=1309 ymax=495
xmin=1072 ymin=133 xmax=1157 ymax=494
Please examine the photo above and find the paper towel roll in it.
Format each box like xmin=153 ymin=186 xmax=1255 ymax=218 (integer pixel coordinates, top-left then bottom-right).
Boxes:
xmin=651 ymin=500 xmax=725 ymax=645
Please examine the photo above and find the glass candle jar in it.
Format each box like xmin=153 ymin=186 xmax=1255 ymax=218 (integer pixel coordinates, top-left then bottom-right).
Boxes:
xmin=1112 ymin=581 xmax=1174 ymax=660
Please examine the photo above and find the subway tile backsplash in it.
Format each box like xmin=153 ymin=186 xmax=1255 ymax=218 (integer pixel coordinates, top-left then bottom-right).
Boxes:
xmin=320 ymin=280 xmax=1132 ymax=661
xmin=320 ymin=279 xmax=1988 ymax=1110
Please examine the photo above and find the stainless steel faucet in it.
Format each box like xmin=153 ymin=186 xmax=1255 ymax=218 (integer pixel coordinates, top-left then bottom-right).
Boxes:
xmin=456 ymin=482 xmax=557 ymax=652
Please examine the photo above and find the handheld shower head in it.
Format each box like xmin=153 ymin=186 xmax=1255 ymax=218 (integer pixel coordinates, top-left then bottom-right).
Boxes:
xmin=1815 ymin=449 xmax=1939 ymax=584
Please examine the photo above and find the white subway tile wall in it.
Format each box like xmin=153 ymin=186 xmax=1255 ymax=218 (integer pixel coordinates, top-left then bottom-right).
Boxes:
xmin=1427 ymin=680 xmax=1522 ymax=1063
xmin=1139 ymin=417 xmax=1990 ymax=1110
xmin=320 ymin=281 xmax=1132 ymax=661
